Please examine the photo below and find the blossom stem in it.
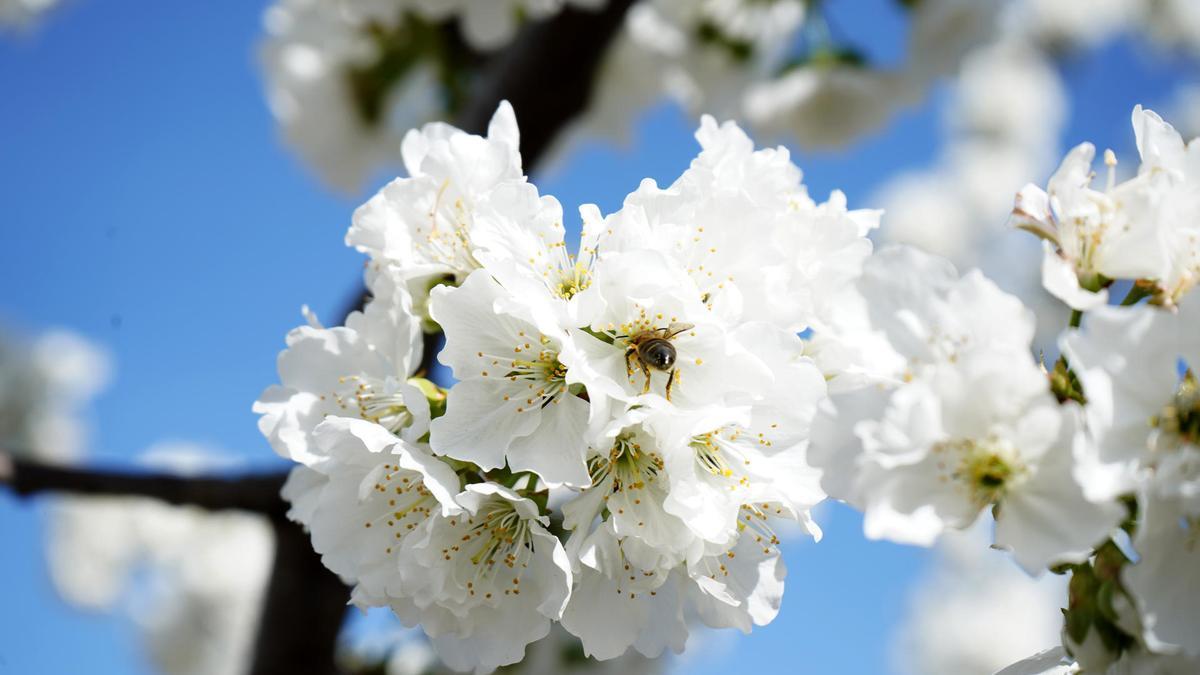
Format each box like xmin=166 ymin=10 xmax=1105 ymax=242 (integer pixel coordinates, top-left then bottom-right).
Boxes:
xmin=1069 ymin=309 xmax=1083 ymax=328
xmin=1119 ymin=283 xmax=1153 ymax=306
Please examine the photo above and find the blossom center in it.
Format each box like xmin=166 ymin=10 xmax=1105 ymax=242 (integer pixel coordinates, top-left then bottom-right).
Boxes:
xmin=415 ymin=178 xmax=482 ymax=274
xmin=554 ymin=260 xmax=592 ymax=299
xmin=335 ymin=375 xmax=414 ymax=435
xmin=690 ymin=427 xmax=768 ymax=481
xmin=933 ymin=437 xmax=1022 ymax=509
xmin=362 ymin=463 xmax=435 ymax=557
xmin=1152 ymin=371 xmax=1200 ymax=447
xmin=478 ymin=332 xmax=569 ymax=413
xmin=589 ymin=431 xmax=664 ymax=494
xmin=454 ymin=498 xmax=535 ymax=585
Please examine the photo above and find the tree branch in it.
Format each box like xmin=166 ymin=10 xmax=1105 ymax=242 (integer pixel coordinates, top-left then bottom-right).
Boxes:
xmin=1 ymin=454 xmax=289 ymax=517
xmin=0 ymin=453 xmax=351 ymax=675
xmin=457 ymin=0 xmax=636 ymax=166
xmin=250 ymin=519 xmax=350 ymax=675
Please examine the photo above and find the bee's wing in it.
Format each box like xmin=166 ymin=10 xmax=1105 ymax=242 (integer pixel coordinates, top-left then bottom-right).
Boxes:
xmin=664 ymin=322 xmax=695 ymax=339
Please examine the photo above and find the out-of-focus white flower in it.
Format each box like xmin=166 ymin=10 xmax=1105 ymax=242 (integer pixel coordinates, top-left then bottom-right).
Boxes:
xmin=873 ymin=172 xmax=976 ymax=263
xmin=1014 ymin=0 xmax=1138 ymax=49
xmin=904 ymin=0 xmax=1002 ymax=83
xmin=0 ymin=328 xmax=110 ymax=463
xmin=386 ymin=639 xmax=436 ymax=675
xmin=744 ymin=63 xmax=910 ymax=148
xmin=48 ymin=443 xmax=274 ymax=675
xmin=260 ymin=0 xmax=442 ymax=193
xmin=872 ymin=32 xmax=1069 ymax=354
xmin=950 ymin=38 xmax=1065 ymax=157
xmin=578 ymin=0 xmax=810 ymax=145
xmin=0 ymin=0 xmax=58 ymax=30
xmin=1060 ymin=294 xmax=1200 ymax=502
xmin=997 ymin=646 xmax=1200 ymax=674
xmin=892 ymin=523 xmax=1067 ymax=675
xmin=409 ymin=0 xmax=606 ymax=51
xmin=874 ymin=37 xmax=1066 ymax=256
xmin=1168 ymin=83 xmax=1200 ymax=140
xmin=1140 ymin=0 xmax=1200 ymax=56
xmin=1124 ymin=490 xmax=1200 ymax=658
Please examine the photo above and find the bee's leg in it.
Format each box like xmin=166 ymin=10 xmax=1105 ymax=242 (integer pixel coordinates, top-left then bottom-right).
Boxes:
xmin=640 ymin=361 xmax=652 ymax=394
xmin=665 ymin=367 xmax=678 ymax=401
xmin=625 ymin=348 xmax=635 ymax=380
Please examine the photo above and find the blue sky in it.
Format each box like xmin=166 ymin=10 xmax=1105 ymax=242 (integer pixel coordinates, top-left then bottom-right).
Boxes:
xmin=0 ymin=1 xmax=1195 ymax=673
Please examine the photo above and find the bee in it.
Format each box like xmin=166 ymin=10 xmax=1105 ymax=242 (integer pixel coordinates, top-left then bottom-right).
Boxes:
xmin=621 ymin=322 xmax=694 ymax=401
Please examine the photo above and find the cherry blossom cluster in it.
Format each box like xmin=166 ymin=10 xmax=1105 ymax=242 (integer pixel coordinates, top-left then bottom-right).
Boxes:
xmin=813 ymin=107 xmax=1200 ymax=674
xmin=257 ymin=101 xmax=877 ymax=671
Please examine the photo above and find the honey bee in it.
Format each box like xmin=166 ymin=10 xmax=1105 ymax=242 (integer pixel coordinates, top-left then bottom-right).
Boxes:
xmin=621 ymin=322 xmax=694 ymax=401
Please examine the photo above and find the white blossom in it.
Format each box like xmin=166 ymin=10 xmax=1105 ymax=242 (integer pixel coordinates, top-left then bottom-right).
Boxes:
xmin=1060 ymin=293 xmax=1200 ymax=502
xmin=347 ymin=102 xmax=567 ymax=319
xmin=428 ymin=269 xmax=598 ymax=486
xmin=1013 ymin=107 xmax=1200 ymax=309
xmin=390 ymin=482 xmax=573 ymax=672
xmin=281 ymin=417 xmax=462 ymax=604
xmin=254 ymin=273 xmax=427 ymax=466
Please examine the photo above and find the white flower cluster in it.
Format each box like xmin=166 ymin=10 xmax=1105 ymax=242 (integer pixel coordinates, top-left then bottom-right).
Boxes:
xmin=811 ymin=243 xmax=1126 ymax=573
xmin=258 ymin=101 xmax=879 ymax=671
xmin=812 ymin=108 xmax=1200 ymax=674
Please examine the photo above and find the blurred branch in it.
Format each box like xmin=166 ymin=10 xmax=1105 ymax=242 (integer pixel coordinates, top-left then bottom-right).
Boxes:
xmin=251 ymin=519 xmax=350 ymax=675
xmin=457 ymin=0 xmax=636 ymax=166
xmin=0 ymin=452 xmax=352 ymax=675
xmin=0 ymin=453 xmax=289 ymax=516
